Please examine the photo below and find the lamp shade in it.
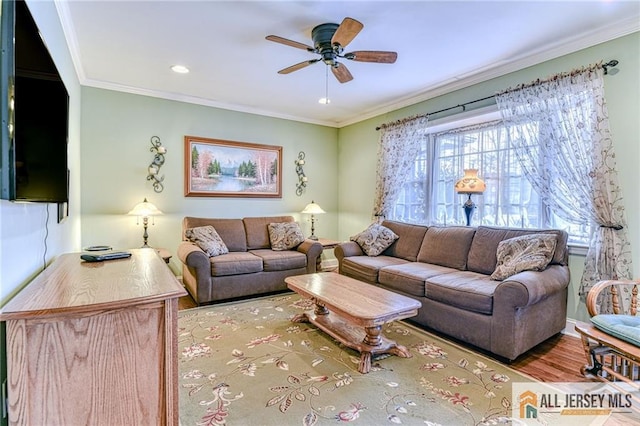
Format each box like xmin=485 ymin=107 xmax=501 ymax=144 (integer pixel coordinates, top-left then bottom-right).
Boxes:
xmin=127 ymin=198 xmax=163 ymax=217
xmin=454 ymin=169 xmax=486 ymax=194
xmin=301 ymin=201 xmax=325 ymax=215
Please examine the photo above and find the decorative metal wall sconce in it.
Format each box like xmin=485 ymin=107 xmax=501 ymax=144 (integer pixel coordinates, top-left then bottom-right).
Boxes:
xmin=295 ymin=151 xmax=307 ymax=196
xmin=147 ymin=136 xmax=166 ymax=193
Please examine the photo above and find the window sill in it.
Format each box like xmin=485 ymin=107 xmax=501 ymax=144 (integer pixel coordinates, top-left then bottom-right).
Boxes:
xmin=568 ymin=244 xmax=588 ymax=257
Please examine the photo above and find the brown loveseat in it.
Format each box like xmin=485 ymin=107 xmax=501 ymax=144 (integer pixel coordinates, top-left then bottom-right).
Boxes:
xmin=335 ymin=220 xmax=570 ymax=361
xmin=178 ymin=216 xmax=322 ymax=305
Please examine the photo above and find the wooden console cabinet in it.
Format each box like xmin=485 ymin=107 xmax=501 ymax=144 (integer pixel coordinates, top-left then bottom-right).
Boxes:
xmin=0 ymin=249 xmax=187 ymax=425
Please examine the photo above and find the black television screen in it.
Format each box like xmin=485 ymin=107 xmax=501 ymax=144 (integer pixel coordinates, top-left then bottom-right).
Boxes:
xmin=1 ymin=0 xmax=69 ymax=203
xmin=0 ymin=0 xmax=16 ymax=200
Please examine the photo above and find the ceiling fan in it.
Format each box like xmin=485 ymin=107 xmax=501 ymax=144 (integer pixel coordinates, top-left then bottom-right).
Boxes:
xmin=266 ymin=17 xmax=397 ymax=83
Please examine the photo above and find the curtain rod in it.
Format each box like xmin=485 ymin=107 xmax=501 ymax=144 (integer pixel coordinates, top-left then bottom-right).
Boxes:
xmin=375 ymin=59 xmax=619 ymax=131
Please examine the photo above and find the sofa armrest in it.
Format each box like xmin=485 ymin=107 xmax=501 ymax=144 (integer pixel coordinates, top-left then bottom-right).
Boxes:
xmin=297 ymin=239 xmax=323 ymax=273
xmin=491 ymin=264 xmax=570 ymax=360
xmin=335 ymin=241 xmax=364 ymax=262
xmin=495 ymin=264 xmax=570 ymax=307
xmin=178 ymin=241 xmax=206 ymax=265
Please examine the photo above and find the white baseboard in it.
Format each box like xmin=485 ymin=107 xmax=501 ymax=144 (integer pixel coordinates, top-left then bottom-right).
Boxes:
xmin=562 ymin=318 xmax=580 ymax=338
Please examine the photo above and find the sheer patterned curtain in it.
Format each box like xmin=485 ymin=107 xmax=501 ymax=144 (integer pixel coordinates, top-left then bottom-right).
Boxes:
xmin=495 ymin=65 xmax=633 ymax=312
xmin=373 ymin=116 xmax=429 ymax=221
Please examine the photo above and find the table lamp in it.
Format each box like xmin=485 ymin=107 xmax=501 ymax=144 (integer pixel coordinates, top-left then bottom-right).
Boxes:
xmin=128 ymin=198 xmax=163 ymax=247
xmin=301 ymin=200 xmax=325 ymax=240
xmin=454 ymin=169 xmax=486 ymax=226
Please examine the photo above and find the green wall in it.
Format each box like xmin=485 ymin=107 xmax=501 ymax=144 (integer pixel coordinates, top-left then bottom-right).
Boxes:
xmin=80 ymin=88 xmax=339 ymax=274
xmin=337 ymin=32 xmax=640 ymax=323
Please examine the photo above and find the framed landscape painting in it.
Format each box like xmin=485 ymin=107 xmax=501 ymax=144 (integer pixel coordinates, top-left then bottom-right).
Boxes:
xmin=184 ymin=136 xmax=282 ymax=198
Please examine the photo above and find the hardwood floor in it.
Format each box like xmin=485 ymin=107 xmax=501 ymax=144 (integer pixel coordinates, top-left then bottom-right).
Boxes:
xmin=510 ymin=332 xmax=590 ymax=383
xmin=178 ymin=292 xmax=198 ymax=310
xmin=178 ymin=291 xmax=591 ymax=383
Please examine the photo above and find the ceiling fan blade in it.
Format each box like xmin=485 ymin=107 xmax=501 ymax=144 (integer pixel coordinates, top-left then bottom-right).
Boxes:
xmin=278 ymin=59 xmax=319 ymax=74
xmin=266 ymin=35 xmax=314 ymax=52
xmin=344 ymin=51 xmax=398 ymax=64
xmin=331 ymin=17 xmax=363 ymax=47
xmin=331 ymin=62 xmax=353 ymax=83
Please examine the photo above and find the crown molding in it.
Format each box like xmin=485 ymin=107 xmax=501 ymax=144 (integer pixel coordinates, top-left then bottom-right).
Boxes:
xmin=54 ymin=0 xmax=86 ymax=83
xmin=81 ymin=78 xmax=339 ymax=127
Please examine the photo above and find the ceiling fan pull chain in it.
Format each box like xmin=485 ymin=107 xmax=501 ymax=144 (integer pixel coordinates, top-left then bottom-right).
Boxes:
xmin=325 ymin=65 xmax=330 ymax=104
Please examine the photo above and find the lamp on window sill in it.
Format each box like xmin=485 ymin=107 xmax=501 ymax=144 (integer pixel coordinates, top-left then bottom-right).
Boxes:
xmin=454 ymin=169 xmax=486 ymax=226
xmin=301 ymin=200 xmax=325 ymax=240
xmin=128 ymin=198 xmax=163 ymax=247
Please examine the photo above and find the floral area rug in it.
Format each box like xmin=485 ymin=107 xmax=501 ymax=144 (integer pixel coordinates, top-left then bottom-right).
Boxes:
xmin=178 ymin=293 xmax=534 ymax=425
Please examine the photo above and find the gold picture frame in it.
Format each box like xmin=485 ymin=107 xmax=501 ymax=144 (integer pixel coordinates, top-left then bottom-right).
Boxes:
xmin=184 ymin=136 xmax=282 ymax=198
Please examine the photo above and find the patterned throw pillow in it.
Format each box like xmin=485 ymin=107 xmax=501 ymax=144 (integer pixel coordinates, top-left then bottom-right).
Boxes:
xmin=185 ymin=225 xmax=229 ymax=257
xmin=350 ymin=223 xmax=399 ymax=256
xmin=490 ymin=233 xmax=557 ymax=280
xmin=268 ymin=222 xmax=305 ymax=251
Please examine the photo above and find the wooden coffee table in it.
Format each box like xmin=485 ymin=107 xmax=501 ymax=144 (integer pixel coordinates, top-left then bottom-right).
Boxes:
xmin=285 ymin=272 xmax=421 ymax=373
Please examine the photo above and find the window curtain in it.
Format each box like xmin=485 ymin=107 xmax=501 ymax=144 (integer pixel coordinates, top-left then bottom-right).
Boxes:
xmin=495 ymin=65 xmax=633 ymax=313
xmin=373 ymin=116 xmax=429 ymax=221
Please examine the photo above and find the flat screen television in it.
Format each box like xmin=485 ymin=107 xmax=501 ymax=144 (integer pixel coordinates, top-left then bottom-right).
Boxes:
xmin=1 ymin=0 xmax=69 ymax=203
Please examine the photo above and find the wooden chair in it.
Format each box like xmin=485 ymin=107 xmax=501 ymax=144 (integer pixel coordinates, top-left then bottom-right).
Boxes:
xmin=574 ymin=279 xmax=640 ymax=388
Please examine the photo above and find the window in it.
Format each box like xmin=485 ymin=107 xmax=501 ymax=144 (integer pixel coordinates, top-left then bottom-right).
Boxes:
xmin=390 ymin=109 xmax=591 ymax=245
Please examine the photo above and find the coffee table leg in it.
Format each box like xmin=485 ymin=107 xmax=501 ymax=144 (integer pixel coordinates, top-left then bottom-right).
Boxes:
xmin=388 ymin=344 xmax=412 ymax=358
xmin=291 ymin=313 xmax=309 ymax=323
xmin=359 ymin=352 xmax=372 ymax=374
xmin=314 ymin=301 xmax=329 ymax=316
xmin=358 ymin=326 xmax=413 ymax=373
xmin=291 ymin=300 xmax=329 ymax=323
xmin=363 ymin=325 xmax=382 ymax=346
xmin=356 ymin=326 xmax=383 ymax=374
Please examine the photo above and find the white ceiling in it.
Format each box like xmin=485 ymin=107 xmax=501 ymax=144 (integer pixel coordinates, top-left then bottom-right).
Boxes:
xmin=54 ymin=1 xmax=640 ymax=128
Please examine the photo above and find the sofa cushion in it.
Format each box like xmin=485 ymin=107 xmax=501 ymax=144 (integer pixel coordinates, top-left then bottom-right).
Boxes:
xmin=341 ymin=256 xmax=409 ymax=284
xmin=268 ymin=222 xmax=305 ymax=251
xmin=591 ymin=314 xmax=640 ymax=347
xmin=250 ymin=249 xmax=307 ymax=272
xmin=490 ymin=233 xmax=557 ymax=280
xmin=350 ymin=223 xmax=399 ymax=256
xmin=244 ymin=216 xmax=294 ymax=250
xmin=417 ymin=226 xmax=476 ymax=270
xmin=467 ymin=226 xmax=567 ymax=275
xmin=380 ymin=220 xmax=429 ymax=261
xmin=378 ymin=262 xmax=457 ymax=297
xmin=184 ymin=225 xmax=229 ymax=257
xmin=425 ymin=271 xmax=499 ymax=315
xmin=183 ymin=217 xmax=247 ymax=252
xmin=210 ymin=252 xmax=263 ymax=276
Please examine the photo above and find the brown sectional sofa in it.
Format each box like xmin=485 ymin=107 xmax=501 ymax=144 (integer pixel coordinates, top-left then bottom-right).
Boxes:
xmin=178 ymin=216 xmax=322 ymax=305
xmin=335 ymin=220 xmax=571 ymax=361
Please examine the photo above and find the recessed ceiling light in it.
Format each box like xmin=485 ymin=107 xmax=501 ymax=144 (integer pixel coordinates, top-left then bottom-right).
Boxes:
xmin=171 ymin=65 xmax=189 ymax=74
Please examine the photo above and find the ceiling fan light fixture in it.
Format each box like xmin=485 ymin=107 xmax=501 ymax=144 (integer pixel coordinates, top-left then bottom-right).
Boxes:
xmin=170 ymin=64 xmax=190 ymax=74
xmin=266 ymin=17 xmax=397 ymax=84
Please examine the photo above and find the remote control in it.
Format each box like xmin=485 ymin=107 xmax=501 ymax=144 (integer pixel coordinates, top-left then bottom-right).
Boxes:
xmin=81 ymin=251 xmax=132 ymax=262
